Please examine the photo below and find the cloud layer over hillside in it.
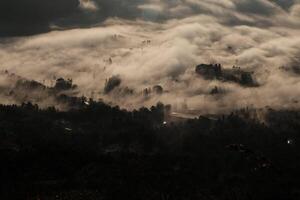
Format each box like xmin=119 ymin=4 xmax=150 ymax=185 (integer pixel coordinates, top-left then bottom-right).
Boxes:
xmin=0 ymin=0 xmax=300 ymax=114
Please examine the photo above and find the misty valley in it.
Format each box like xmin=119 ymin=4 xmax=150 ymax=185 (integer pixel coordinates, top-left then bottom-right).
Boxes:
xmin=1 ymin=0 xmax=300 ymax=200
xmin=0 ymin=69 xmax=300 ymax=200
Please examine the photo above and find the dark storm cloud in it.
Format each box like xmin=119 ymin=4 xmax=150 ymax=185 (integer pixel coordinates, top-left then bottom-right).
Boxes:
xmin=0 ymin=0 xmax=79 ymax=37
xmin=0 ymin=0 xmax=297 ymax=37
xmin=0 ymin=0 xmax=148 ymax=37
xmin=235 ymin=0 xmax=277 ymax=15
xmin=272 ymin=0 xmax=296 ymax=10
xmin=55 ymin=0 xmax=144 ymax=28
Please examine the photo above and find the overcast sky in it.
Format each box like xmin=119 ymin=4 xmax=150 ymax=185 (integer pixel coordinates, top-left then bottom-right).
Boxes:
xmin=0 ymin=0 xmax=300 ymax=114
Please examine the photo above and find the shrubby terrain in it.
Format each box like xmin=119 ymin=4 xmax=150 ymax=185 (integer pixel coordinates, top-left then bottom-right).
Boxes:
xmin=1 ymin=97 xmax=300 ymax=200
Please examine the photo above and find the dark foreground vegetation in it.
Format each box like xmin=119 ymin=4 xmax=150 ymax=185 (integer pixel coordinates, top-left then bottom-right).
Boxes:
xmin=1 ymin=100 xmax=300 ymax=200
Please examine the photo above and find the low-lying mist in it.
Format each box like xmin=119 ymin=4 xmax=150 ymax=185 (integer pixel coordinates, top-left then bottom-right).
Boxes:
xmin=0 ymin=0 xmax=300 ymax=115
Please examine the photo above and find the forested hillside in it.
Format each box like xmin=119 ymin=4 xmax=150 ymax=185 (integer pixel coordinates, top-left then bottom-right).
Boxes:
xmin=1 ymin=100 xmax=300 ymax=200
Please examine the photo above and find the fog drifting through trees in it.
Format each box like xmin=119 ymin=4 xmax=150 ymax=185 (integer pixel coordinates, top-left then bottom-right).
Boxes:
xmin=0 ymin=0 xmax=300 ymax=115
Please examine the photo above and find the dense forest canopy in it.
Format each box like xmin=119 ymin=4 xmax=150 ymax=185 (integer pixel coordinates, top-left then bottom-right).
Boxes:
xmin=1 ymin=96 xmax=300 ymax=199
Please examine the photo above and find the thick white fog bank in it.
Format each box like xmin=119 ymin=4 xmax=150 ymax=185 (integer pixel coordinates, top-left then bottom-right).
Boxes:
xmin=0 ymin=0 xmax=300 ymax=114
